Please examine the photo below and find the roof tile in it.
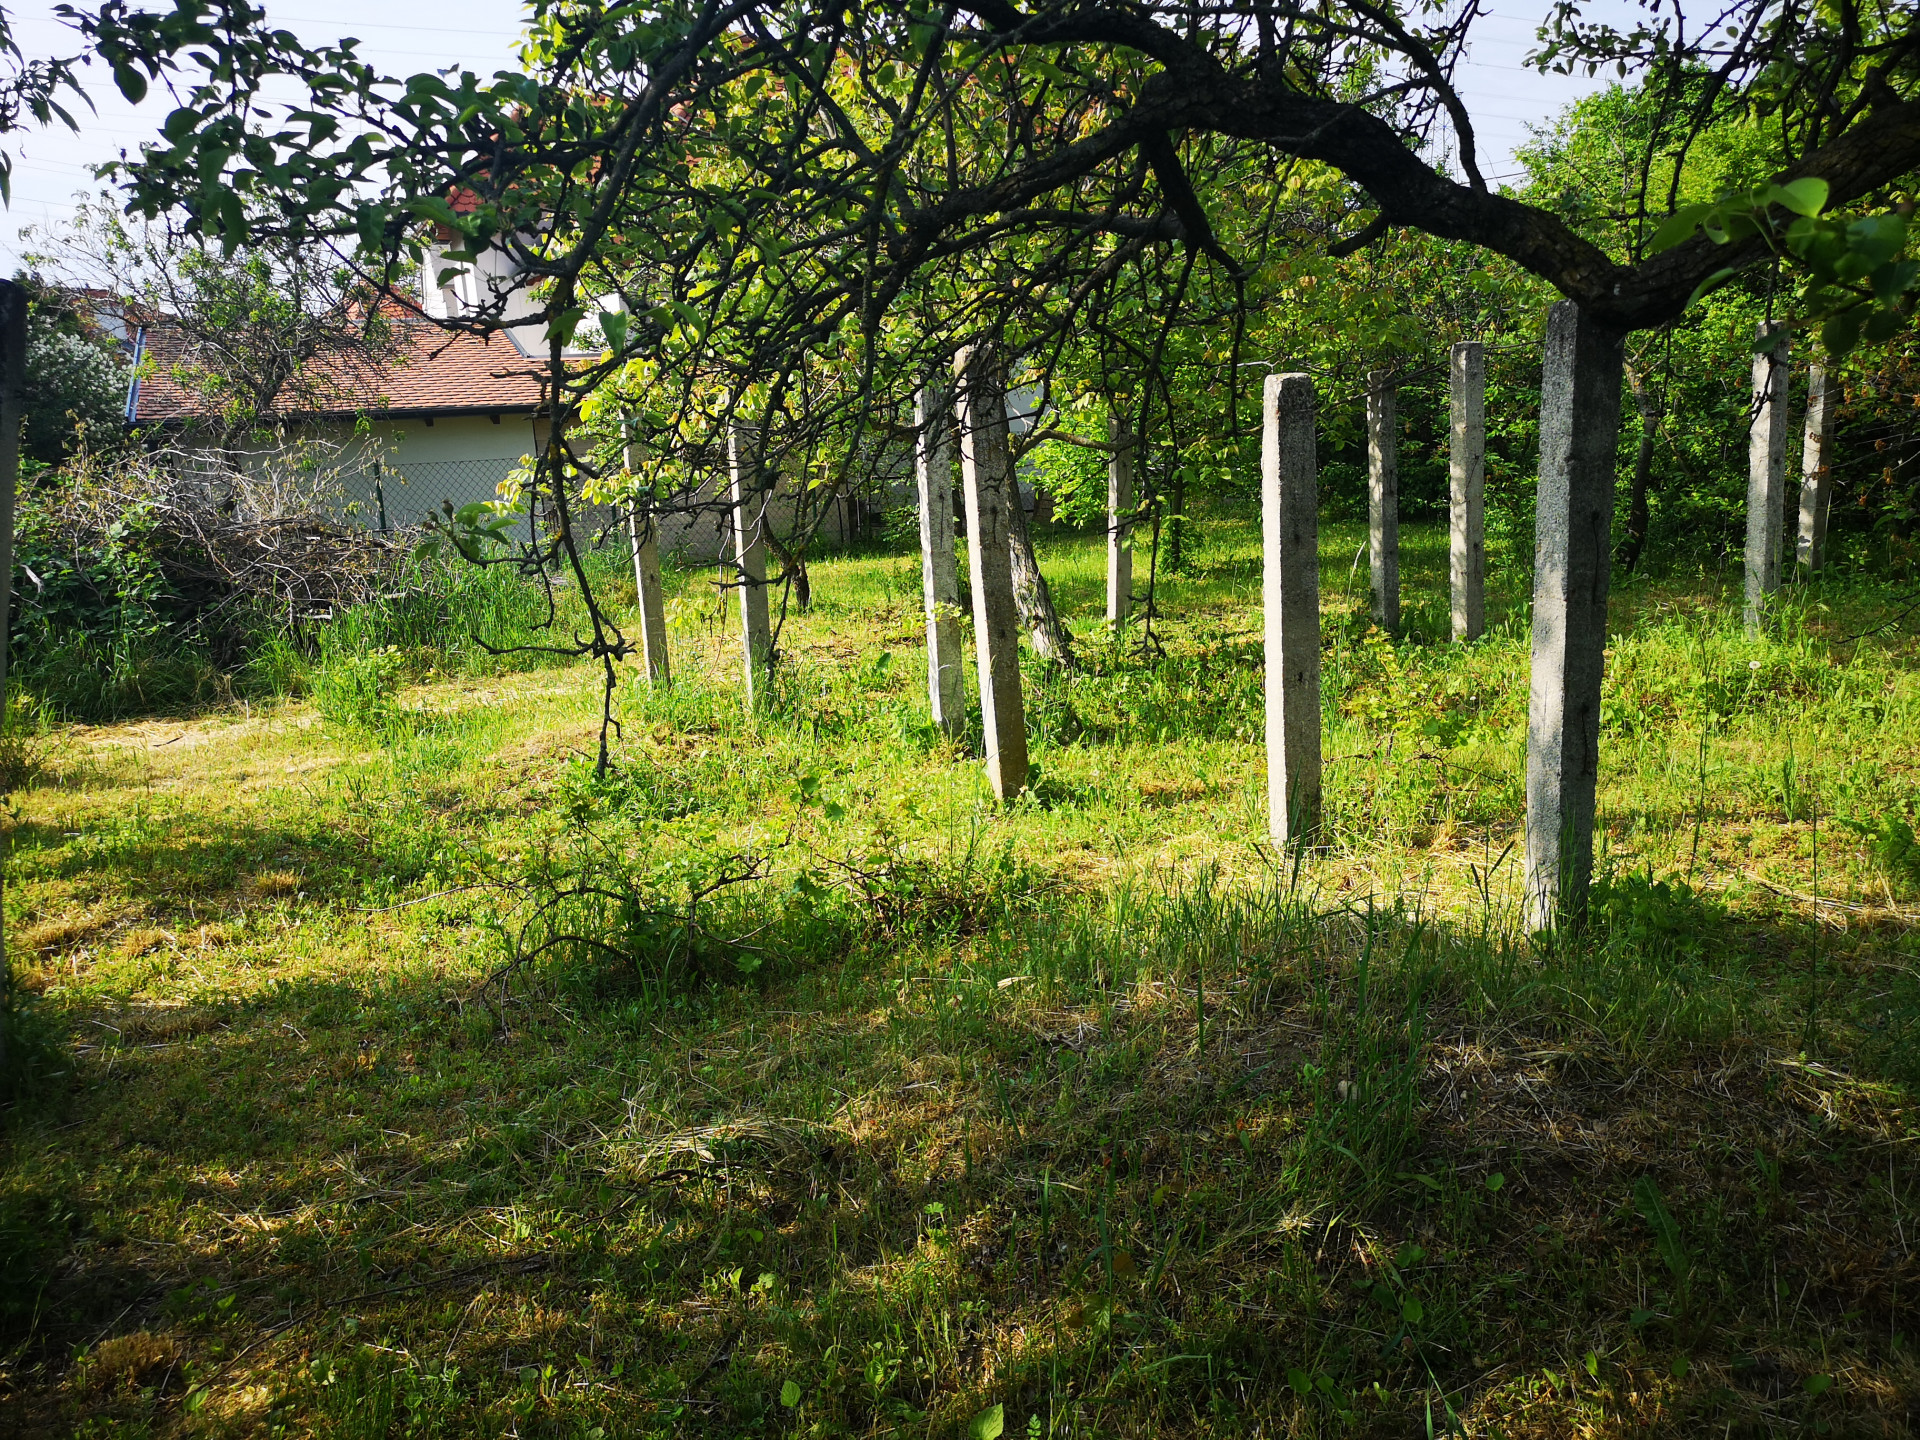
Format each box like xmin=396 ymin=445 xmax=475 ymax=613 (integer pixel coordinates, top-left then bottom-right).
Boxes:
xmin=129 ymin=320 xmax=547 ymax=424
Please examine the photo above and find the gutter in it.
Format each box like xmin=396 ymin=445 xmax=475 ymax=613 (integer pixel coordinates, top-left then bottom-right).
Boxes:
xmin=123 ymin=326 xmax=145 ymax=424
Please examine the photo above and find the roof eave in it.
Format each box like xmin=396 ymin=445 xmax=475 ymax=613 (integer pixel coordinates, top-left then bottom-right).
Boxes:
xmin=131 ymin=402 xmax=547 ymax=427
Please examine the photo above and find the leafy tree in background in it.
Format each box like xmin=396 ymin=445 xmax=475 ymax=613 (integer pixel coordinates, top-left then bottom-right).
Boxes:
xmin=26 ymin=201 xmax=400 ymax=449
xmin=15 ymin=277 xmax=129 ymax=466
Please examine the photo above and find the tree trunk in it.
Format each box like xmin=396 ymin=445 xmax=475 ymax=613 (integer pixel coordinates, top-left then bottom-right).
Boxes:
xmin=763 ymin=525 xmax=811 ymax=611
xmin=1619 ymin=361 xmax=1658 ymax=574
xmin=1166 ymin=461 xmax=1187 ymax=572
xmin=0 ymin=282 xmax=25 ymax=1087
xmin=1005 ymin=480 xmax=1075 ymax=667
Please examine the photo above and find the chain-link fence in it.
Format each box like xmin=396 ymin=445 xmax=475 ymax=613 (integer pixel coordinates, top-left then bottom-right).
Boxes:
xmin=349 ymin=457 xmax=528 ymax=536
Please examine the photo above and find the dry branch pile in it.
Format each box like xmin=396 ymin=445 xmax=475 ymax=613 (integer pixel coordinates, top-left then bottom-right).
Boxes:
xmin=27 ymin=440 xmax=421 ymax=645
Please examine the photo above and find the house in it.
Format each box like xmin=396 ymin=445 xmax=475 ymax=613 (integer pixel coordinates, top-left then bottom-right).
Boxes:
xmin=121 ymin=243 xmax=1045 ymax=557
xmin=125 ymin=302 xmax=553 ymax=537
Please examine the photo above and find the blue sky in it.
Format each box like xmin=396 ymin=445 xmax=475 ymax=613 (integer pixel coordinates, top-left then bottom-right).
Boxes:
xmin=0 ymin=1 xmax=1613 ymax=272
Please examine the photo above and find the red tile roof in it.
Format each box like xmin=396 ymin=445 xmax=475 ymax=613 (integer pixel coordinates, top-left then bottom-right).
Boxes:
xmin=128 ymin=320 xmax=548 ymax=424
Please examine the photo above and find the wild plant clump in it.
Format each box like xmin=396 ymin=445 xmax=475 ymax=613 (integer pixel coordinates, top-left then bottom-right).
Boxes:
xmin=12 ymin=441 xmax=419 ymax=718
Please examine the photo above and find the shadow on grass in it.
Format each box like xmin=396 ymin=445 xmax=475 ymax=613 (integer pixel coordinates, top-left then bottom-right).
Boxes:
xmin=9 ymin=791 xmax=464 ymax=922
xmin=7 ymin=877 xmax=1920 ymax=1437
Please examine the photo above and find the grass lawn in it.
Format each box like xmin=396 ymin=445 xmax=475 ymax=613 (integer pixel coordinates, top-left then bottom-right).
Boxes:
xmin=5 ymin=508 xmax=1920 ymax=1437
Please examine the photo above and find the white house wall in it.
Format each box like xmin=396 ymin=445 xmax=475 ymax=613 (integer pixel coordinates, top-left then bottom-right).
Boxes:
xmin=287 ymin=414 xmax=540 ymax=535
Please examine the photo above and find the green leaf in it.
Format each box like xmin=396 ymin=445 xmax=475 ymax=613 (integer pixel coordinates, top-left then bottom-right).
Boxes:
xmin=406 ymin=195 xmax=465 ymax=230
xmin=1684 ymin=266 xmax=1737 ymax=310
xmin=601 ymin=309 xmax=629 ymax=354
xmin=1671 ymin=1355 xmax=1690 ymax=1380
xmin=1864 ymin=307 xmax=1905 ymax=343
xmin=968 ymin=1403 xmax=1005 ymax=1440
xmin=1804 ymin=1373 xmax=1833 ymax=1397
xmin=1649 ymin=203 xmax=1711 ymax=254
xmin=1771 ymin=177 xmax=1829 ymax=218
xmin=1822 ymin=308 xmax=1864 ymax=357
xmin=1401 ymin=1296 xmax=1425 ymax=1324
xmin=1847 ymin=213 xmax=1908 ymax=271
xmin=551 ymin=305 xmax=587 ymax=347
xmin=1287 ymin=1367 xmax=1313 ymax=1398
xmin=780 ymin=1379 xmax=802 ymax=1408
xmin=112 ymin=63 xmax=148 ymax=104
xmin=1871 ymin=259 xmax=1919 ymax=307
xmin=1633 ymin=1176 xmax=1690 ymax=1283
xmin=1485 ymin=1172 xmax=1505 ymax=1192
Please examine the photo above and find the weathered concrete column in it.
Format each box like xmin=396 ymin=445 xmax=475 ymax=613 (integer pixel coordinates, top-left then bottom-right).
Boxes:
xmin=1524 ymin=302 xmax=1625 ymax=931
xmin=914 ymin=385 xmax=964 ymax=736
xmin=1366 ymin=370 xmax=1400 ymax=633
xmin=1449 ymin=341 xmax=1487 ymax=642
xmin=1262 ymin=373 xmax=1322 ymax=847
xmin=0 ymin=281 xmax=21 ymax=1079
xmin=955 ymin=345 xmax=1029 ymax=800
xmin=624 ymin=437 xmax=670 ymax=686
xmin=1797 ymin=361 xmax=1837 ymax=572
xmin=1745 ymin=322 xmax=1790 ymax=636
xmin=1106 ymin=409 xmax=1134 ymax=625
xmin=726 ymin=424 xmax=773 ymax=706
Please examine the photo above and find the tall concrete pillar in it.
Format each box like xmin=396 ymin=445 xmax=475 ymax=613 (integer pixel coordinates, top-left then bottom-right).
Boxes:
xmin=1107 ymin=409 xmax=1134 ymax=625
xmin=726 ymin=425 xmax=773 ymax=706
xmin=1745 ymin=322 xmax=1790 ymax=636
xmin=955 ymin=345 xmax=1029 ymax=800
xmin=1524 ymin=302 xmax=1624 ymax=931
xmin=1449 ymin=341 xmax=1487 ymax=642
xmin=1262 ymin=373 xmax=1322 ymax=847
xmin=1366 ymin=371 xmax=1400 ymax=633
xmin=915 ymin=385 xmax=964 ymax=736
xmin=0 ymin=281 xmax=20 ymax=1079
xmin=624 ymin=438 xmax=670 ymax=686
xmin=1797 ymin=362 xmax=1837 ymax=572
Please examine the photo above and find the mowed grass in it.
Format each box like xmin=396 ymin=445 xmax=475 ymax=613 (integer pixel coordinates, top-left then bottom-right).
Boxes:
xmin=5 ymin=507 xmax=1920 ymax=1438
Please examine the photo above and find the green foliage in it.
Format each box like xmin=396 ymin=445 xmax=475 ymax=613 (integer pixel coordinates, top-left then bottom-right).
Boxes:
xmin=306 ymin=1347 xmax=465 ymax=1437
xmin=1 ymin=968 xmax=67 ymax=1114
xmin=15 ymin=275 xmax=131 ymax=467
xmin=1840 ymin=807 xmax=1920 ymax=895
xmin=22 ymin=330 xmax=128 ymax=466
xmin=0 ymin=1177 xmax=73 ymax=1337
xmin=1632 ymin=1175 xmax=1692 ymax=1287
xmin=10 ymin=496 xmax=231 ymax=720
xmin=309 ymin=645 xmax=406 ymax=733
xmin=1590 ymin=871 xmax=1724 ymax=963
xmin=1651 ymin=180 xmax=1917 ymax=355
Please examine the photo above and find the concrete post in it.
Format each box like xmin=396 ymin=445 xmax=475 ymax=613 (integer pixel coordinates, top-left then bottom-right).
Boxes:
xmin=1524 ymin=301 xmax=1625 ymax=931
xmin=915 ymin=385 xmax=964 ymax=736
xmin=726 ymin=425 xmax=773 ymax=706
xmin=1107 ymin=409 xmax=1134 ymax=625
xmin=0 ymin=281 xmax=24 ymax=1081
xmin=1745 ymin=322 xmax=1790 ymax=636
xmin=624 ymin=437 xmax=670 ymax=686
xmin=1449 ymin=341 xmax=1487 ymax=641
xmin=1797 ymin=361 xmax=1837 ymax=572
xmin=1262 ymin=373 xmax=1322 ymax=847
xmin=955 ymin=345 xmax=1029 ymax=800
xmin=1366 ymin=370 xmax=1400 ymax=633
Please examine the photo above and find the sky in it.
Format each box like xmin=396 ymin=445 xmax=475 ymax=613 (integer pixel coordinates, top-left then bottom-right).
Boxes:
xmin=0 ymin=2 xmax=1613 ymax=273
